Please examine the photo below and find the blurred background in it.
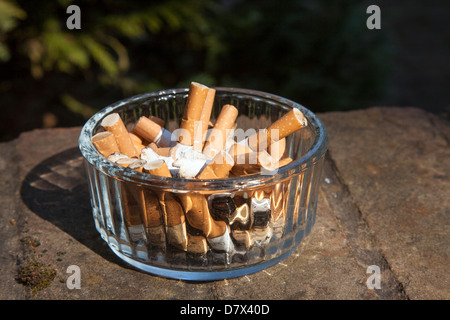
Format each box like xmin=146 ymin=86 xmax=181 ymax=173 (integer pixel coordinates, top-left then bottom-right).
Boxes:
xmin=1 ymin=0 xmax=449 ymax=142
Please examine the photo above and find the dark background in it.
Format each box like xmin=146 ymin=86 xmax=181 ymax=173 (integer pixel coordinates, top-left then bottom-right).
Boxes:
xmin=1 ymin=0 xmax=449 ymax=142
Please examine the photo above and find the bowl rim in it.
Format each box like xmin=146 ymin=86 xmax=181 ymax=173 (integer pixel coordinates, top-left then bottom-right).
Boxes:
xmin=79 ymin=86 xmax=329 ymax=191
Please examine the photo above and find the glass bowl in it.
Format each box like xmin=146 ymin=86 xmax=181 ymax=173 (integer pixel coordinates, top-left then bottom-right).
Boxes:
xmin=79 ymin=86 xmax=328 ymax=281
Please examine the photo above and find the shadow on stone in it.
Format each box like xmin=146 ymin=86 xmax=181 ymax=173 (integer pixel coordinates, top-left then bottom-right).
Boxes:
xmin=19 ymin=147 xmax=126 ymax=268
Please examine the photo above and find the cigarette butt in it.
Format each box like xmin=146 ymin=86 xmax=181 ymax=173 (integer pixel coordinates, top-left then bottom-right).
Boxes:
xmin=268 ymin=138 xmax=286 ymax=162
xmin=177 ymin=118 xmax=197 ymax=146
xmin=195 ymin=164 xmax=218 ymax=179
xmin=147 ymin=141 xmax=170 ymax=157
xmin=179 ymin=82 xmax=214 ymax=146
xmin=101 ymin=113 xmax=138 ymax=158
xmin=161 ymin=193 xmax=185 ymax=226
xmin=128 ymin=159 xmax=147 ymax=172
xmin=148 ymin=115 xmax=165 ymax=127
xmin=187 ymin=234 xmax=209 ymax=254
xmin=129 ymin=132 xmax=147 ymax=154
xmin=211 ymin=151 xmax=234 ymax=178
xmin=133 ymin=116 xmax=173 ymax=147
xmin=143 ymin=159 xmax=172 ymax=177
xmin=120 ymin=183 xmax=146 ymax=242
xmin=148 ymin=142 xmax=158 ymax=152
xmin=107 ymin=151 xmax=128 ymax=163
xmin=133 ymin=116 xmax=161 ymax=143
xmin=179 ymin=194 xmax=226 ymax=239
xmin=159 ymin=192 xmax=187 ymax=251
xmin=160 ymin=156 xmax=178 ymax=177
xmin=91 ymin=131 xmax=119 ymax=157
xmin=193 ymin=89 xmax=216 ymax=152
xmin=247 ymin=108 xmax=307 ymax=152
xmin=267 ymin=108 xmax=307 ymax=142
xmin=121 ymin=185 xmax=143 ymax=226
xmin=202 ymin=90 xmax=216 ymax=131
xmin=184 ymin=82 xmax=211 ymax=122
xmin=203 ymin=104 xmax=238 ymax=158
xmin=142 ymin=189 xmax=166 ymax=247
xmin=142 ymin=190 xmax=163 ymax=227
xmin=197 ymin=151 xmax=234 ymax=179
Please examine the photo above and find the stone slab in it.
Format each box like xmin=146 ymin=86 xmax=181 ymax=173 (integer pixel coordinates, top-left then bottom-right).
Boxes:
xmin=0 ymin=107 xmax=448 ymax=300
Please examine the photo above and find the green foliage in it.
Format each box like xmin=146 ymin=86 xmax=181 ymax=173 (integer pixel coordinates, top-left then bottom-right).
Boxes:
xmin=0 ymin=0 xmax=391 ymax=140
xmin=0 ymin=0 xmax=27 ymax=61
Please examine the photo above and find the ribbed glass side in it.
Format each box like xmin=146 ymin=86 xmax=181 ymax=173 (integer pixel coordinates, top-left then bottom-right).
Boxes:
xmin=84 ymin=158 xmax=324 ymax=272
xmin=80 ymin=88 xmax=328 ymax=280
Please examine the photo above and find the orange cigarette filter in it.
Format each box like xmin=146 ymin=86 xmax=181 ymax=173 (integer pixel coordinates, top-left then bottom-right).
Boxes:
xmin=197 ymin=151 xmax=234 ymax=179
xmin=211 ymin=152 xmax=234 ymax=178
xmin=203 ymin=104 xmax=238 ymax=158
xmin=179 ymin=194 xmax=226 ymax=238
xmin=133 ymin=116 xmax=164 ymax=144
xmin=248 ymin=108 xmax=307 ymax=151
xmin=148 ymin=142 xmax=158 ymax=152
xmin=121 ymin=183 xmax=144 ymax=227
xmin=267 ymin=108 xmax=307 ymax=142
xmin=142 ymin=189 xmax=163 ymax=228
xmin=194 ymin=89 xmax=216 ymax=151
xmin=160 ymin=193 xmax=185 ymax=227
xmin=91 ymin=131 xmax=119 ymax=157
xmin=179 ymin=82 xmax=215 ymax=146
xmin=143 ymin=159 xmax=172 ymax=177
xmin=101 ymin=113 xmax=139 ymax=158
xmin=129 ymin=132 xmax=147 ymax=154
xmin=148 ymin=115 xmax=165 ymax=127
xmin=158 ymin=192 xmax=187 ymax=251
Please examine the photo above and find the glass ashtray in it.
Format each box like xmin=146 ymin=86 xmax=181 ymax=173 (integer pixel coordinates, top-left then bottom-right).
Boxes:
xmin=79 ymin=86 xmax=328 ymax=281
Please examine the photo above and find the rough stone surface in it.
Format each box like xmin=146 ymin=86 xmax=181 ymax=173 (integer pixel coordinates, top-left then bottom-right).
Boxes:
xmin=0 ymin=107 xmax=448 ymax=300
